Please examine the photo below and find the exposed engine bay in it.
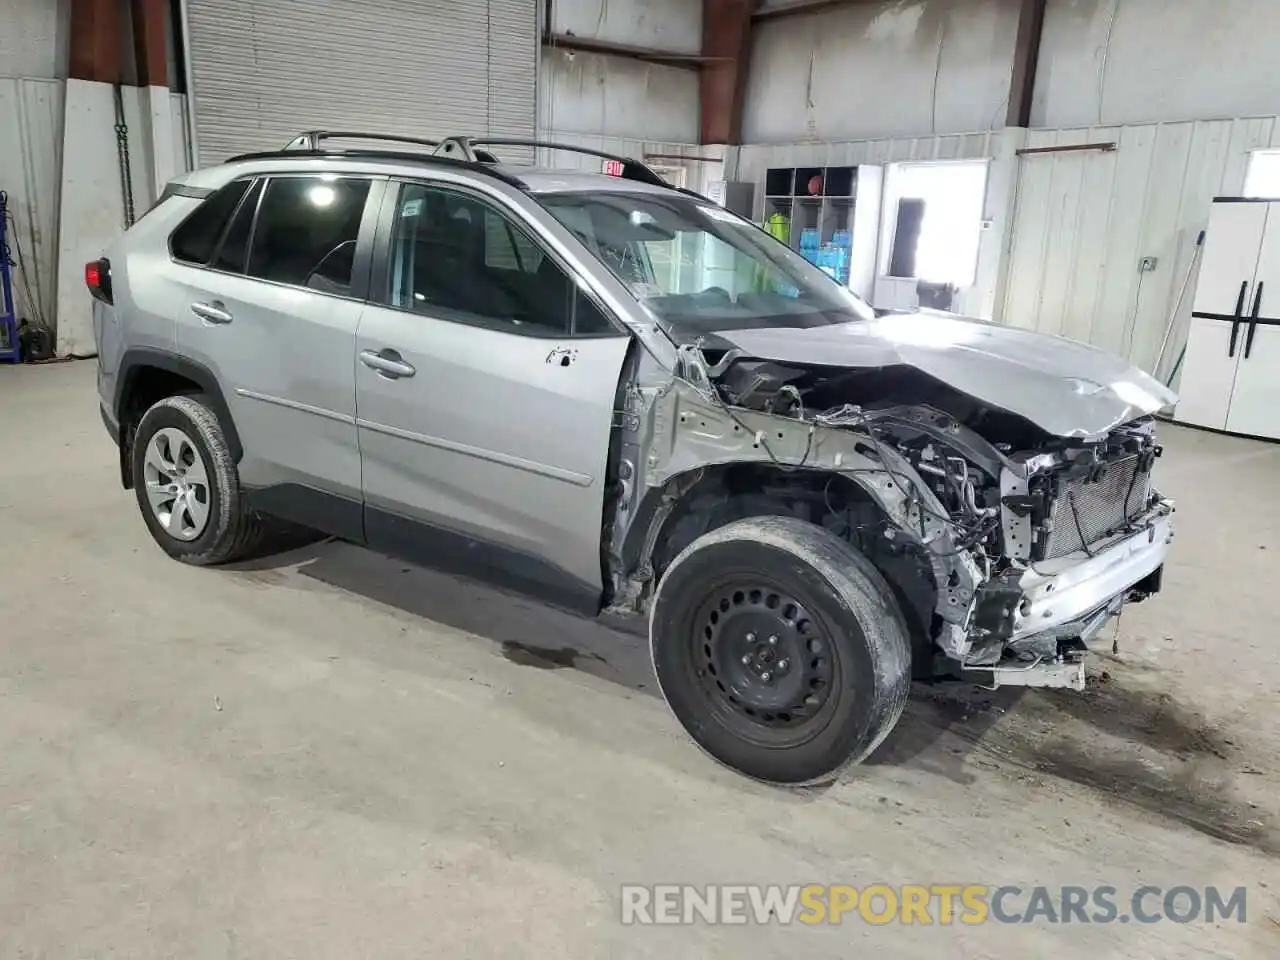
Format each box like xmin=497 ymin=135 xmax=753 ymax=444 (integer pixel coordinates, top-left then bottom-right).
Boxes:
xmin=609 ymin=344 xmax=1175 ymax=691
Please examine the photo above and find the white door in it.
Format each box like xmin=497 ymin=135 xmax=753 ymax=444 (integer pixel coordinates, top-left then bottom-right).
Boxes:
xmin=1225 ymin=323 xmax=1280 ymax=439
xmin=1223 ymin=204 xmax=1280 ymax=438
xmin=1175 ymin=316 xmax=1243 ymax=430
xmin=1176 ymin=201 xmax=1270 ymax=429
xmin=1191 ymin=201 xmax=1268 ymax=316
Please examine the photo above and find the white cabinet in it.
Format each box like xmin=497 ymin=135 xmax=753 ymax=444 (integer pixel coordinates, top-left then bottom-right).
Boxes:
xmin=1176 ymin=316 xmax=1241 ymax=430
xmin=1226 ymin=324 xmax=1280 ymax=437
xmin=1174 ymin=199 xmax=1280 ymax=440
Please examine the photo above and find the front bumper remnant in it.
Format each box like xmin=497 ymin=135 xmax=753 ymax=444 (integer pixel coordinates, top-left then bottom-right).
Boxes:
xmin=1011 ymin=507 xmax=1173 ymax=641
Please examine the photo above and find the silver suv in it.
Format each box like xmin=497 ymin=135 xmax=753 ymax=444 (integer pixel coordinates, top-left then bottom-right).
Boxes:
xmin=91 ymin=132 xmax=1176 ymax=785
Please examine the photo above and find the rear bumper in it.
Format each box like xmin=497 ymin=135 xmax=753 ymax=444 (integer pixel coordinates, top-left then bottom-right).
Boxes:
xmin=1010 ymin=501 xmax=1174 ymax=642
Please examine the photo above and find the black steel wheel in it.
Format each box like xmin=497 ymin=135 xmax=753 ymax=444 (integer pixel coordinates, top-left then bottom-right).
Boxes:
xmin=651 ymin=516 xmax=912 ymax=785
xmin=693 ymin=582 xmax=839 ymax=743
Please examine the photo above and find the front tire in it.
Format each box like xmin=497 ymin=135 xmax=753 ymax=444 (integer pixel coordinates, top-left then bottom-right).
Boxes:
xmin=650 ymin=516 xmax=912 ymax=786
xmin=131 ymin=394 xmax=267 ymax=565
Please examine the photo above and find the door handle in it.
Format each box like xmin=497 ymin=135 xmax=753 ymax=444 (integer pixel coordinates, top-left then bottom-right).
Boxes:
xmin=1228 ymin=280 xmax=1248 ymax=358
xmin=1246 ymin=280 xmax=1264 ymax=359
xmin=191 ymin=300 xmax=233 ymax=324
xmin=359 ymin=348 xmax=416 ymax=380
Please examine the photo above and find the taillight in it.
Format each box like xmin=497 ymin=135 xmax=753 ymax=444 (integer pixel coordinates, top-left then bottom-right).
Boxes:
xmin=85 ymin=258 xmax=113 ymax=304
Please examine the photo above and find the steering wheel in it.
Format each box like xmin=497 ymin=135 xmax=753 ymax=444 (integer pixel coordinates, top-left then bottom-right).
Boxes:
xmin=701 ymin=286 xmax=732 ymax=300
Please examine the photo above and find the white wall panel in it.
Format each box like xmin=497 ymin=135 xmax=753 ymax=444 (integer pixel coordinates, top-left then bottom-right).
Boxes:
xmin=1035 ymin=0 xmax=1280 ymax=129
xmin=0 ymin=0 xmax=66 ymax=80
xmin=1000 ymin=117 xmax=1280 ymax=384
xmin=0 ymin=78 xmax=64 ymax=335
xmin=552 ymin=0 xmax=701 ymax=54
xmin=743 ymin=0 xmax=1020 ymax=143
xmin=539 ymin=49 xmax=699 ymax=143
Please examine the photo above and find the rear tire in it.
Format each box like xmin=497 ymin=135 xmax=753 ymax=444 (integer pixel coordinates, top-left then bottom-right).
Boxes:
xmin=131 ymin=394 xmax=268 ymax=565
xmin=650 ymin=516 xmax=912 ymax=786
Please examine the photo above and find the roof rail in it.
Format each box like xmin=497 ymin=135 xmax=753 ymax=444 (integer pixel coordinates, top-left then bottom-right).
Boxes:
xmin=224 ymin=147 xmax=531 ymax=191
xmin=282 ymin=131 xmax=441 ymax=152
xmin=434 ymin=136 xmax=671 ymax=188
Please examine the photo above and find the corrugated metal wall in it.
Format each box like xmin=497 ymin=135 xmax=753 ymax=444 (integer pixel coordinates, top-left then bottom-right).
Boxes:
xmin=1001 ymin=117 xmax=1280 ymax=384
xmin=0 ymin=78 xmax=64 ymax=334
xmin=186 ymin=0 xmax=537 ymax=164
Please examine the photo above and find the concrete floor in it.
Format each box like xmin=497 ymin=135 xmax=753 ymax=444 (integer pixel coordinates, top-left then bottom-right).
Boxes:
xmin=1 ymin=361 xmax=1277 ymax=958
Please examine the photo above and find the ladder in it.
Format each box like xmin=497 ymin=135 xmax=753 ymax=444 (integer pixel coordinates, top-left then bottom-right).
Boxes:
xmin=0 ymin=192 xmax=19 ymax=363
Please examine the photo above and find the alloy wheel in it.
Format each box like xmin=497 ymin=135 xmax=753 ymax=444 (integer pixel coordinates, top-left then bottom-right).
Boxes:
xmin=142 ymin=427 xmax=211 ymax=542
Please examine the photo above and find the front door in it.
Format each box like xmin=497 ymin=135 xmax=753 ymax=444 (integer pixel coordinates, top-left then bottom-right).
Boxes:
xmin=354 ymin=180 xmax=631 ymax=608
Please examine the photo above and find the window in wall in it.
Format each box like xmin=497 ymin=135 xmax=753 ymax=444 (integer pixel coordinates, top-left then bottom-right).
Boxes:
xmin=881 ymin=161 xmax=989 ymax=287
xmin=246 ymin=177 xmax=371 ymax=293
xmin=170 ymin=179 xmax=251 ymax=264
xmin=387 ymin=183 xmax=612 ymax=336
xmin=1245 ymin=151 xmax=1280 ymax=198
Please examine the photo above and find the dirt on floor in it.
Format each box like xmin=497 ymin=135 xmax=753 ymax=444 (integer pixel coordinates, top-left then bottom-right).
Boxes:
xmin=1 ymin=362 xmax=1278 ymax=958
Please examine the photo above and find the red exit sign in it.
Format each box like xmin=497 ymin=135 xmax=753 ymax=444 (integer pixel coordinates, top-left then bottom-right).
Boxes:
xmin=602 ymin=159 xmax=625 ymax=177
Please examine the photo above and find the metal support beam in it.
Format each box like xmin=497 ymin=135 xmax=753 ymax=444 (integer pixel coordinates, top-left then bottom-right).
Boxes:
xmin=1006 ymin=0 xmax=1047 ymax=128
xmin=130 ymin=0 xmax=171 ymax=87
xmin=700 ymin=0 xmax=754 ymax=145
xmin=68 ymin=0 xmax=123 ymax=83
xmin=542 ymin=33 xmax=714 ymax=71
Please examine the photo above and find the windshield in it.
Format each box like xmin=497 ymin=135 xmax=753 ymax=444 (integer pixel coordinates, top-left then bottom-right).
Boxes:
xmin=538 ymin=190 xmax=875 ymax=339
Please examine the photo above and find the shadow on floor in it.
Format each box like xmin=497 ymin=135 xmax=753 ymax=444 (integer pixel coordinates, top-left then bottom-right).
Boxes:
xmin=224 ymin=537 xmax=1276 ymax=855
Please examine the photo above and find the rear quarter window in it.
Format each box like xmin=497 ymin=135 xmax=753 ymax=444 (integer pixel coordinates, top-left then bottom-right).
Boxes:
xmin=170 ymin=180 xmax=252 ymax=264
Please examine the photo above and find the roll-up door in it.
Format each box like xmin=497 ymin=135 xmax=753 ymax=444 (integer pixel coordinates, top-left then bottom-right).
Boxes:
xmin=185 ymin=0 xmax=537 ymax=164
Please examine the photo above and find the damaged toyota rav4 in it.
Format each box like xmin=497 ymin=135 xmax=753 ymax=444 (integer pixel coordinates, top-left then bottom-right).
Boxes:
xmin=92 ymin=134 xmax=1176 ymax=785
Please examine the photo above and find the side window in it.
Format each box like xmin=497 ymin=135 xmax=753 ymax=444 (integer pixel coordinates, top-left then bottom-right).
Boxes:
xmin=246 ymin=176 xmax=371 ymax=293
xmin=388 ymin=183 xmax=613 ymax=336
xmin=210 ymin=178 xmax=263 ymax=274
xmin=171 ymin=179 xmax=251 ymax=264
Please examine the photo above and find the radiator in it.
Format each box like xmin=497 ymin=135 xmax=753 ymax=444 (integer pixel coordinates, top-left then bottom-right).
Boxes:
xmin=1043 ymin=455 xmax=1152 ymax=559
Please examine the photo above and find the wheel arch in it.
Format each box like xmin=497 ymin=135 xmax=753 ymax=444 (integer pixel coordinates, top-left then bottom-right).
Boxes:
xmin=622 ymin=462 xmax=939 ymax=674
xmin=114 ymin=348 xmax=242 ymax=488
xmin=624 ymin=462 xmax=896 ymax=579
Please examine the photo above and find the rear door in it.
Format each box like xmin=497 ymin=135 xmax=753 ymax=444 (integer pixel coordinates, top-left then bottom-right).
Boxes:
xmin=354 ymin=179 xmax=631 ymax=607
xmin=173 ymin=173 xmax=383 ymax=528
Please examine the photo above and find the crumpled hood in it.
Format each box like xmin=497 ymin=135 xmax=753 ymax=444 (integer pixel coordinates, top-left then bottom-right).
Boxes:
xmin=711 ymin=311 xmax=1177 ymax=439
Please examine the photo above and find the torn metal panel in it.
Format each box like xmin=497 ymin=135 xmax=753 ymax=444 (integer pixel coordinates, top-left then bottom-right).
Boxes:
xmin=612 ymin=367 xmax=988 ymax=660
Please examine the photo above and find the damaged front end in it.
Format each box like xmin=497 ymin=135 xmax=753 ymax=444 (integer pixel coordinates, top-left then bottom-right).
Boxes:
xmin=609 ymin=342 xmax=1174 ymax=691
